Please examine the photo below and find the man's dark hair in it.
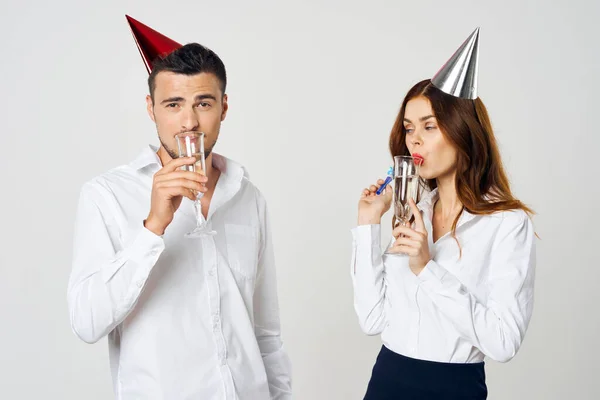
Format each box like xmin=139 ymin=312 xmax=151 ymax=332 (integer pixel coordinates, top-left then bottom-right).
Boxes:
xmin=148 ymin=43 xmax=227 ymax=101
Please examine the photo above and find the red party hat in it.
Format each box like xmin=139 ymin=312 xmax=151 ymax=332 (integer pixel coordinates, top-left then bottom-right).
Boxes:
xmin=126 ymin=15 xmax=182 ymax=74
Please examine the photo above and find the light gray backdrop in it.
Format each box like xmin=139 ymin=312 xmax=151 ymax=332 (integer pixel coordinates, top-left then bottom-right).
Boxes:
xmin=1 ymin=0 xmax=598 ymax=398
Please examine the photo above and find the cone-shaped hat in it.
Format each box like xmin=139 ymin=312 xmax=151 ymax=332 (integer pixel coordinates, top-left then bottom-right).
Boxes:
xmin=126 ymin=15 xmax=182 ymax=74
xmin=431 ymin=27 xmax=480 ymax=99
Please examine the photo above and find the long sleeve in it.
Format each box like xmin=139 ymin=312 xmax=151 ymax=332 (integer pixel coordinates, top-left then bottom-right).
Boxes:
xmin=417 ymin=210 xmax=536 ymax=362
xmin=67 ymin=183 xmax=165 ymax=344
xmin=350 ymin=224 xmax=389 ymax=335
xmin=253 ymin=195 xmax=292 ymax=399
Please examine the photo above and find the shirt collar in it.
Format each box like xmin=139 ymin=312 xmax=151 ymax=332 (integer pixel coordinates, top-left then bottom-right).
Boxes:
xmin=417 ymin=187 xmax=476 ymax=226
xmin=203 ymin=153 xmax=249 ymax=218
xmin=128 ymin=144 xmax=248 ymax=184
xmin=417 ymin=187 xmax=438 ymax=213
xmin=211 ymin=152 xmax=248 ymax=189
xmin=129 ymin=144 xmax=248 ymax=218
xmin=129 ymin=144 xmax=162 ymax=172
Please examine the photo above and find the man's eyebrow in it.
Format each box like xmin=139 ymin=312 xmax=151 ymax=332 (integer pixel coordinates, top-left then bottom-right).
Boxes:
xmin=195 ymin=94 xmax=217 ymax=101
xmin=160 ymin=97 xmax=184 ymax=104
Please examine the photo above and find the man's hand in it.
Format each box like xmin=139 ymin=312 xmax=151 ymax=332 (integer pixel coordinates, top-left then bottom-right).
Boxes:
xmin=144 ymin=157 xmax=207 ymax=235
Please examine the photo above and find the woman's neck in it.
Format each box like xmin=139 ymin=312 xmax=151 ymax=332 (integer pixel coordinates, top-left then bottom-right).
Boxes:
xmin=435 ymin=172 xmax=463 ymax=219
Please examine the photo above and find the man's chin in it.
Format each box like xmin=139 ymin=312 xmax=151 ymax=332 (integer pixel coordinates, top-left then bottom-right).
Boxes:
xmin=204 ymin=144 xmax=217 ymax=159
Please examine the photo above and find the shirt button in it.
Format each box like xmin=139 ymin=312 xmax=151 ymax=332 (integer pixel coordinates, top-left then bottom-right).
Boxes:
xmin=208 ymin=269 xmax=215 ymax=276
xmin=137 ymin=279 xmax=144 ymax=287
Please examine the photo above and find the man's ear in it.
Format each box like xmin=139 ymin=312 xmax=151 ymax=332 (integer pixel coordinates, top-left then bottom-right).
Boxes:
xmin=146 ymin=95 xmax=155 ymax=122
xmin=221 ymin=94 xmax=228 ymax=122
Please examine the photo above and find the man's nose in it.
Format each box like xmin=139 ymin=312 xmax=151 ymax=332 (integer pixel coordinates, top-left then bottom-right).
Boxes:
xmin=180 ymin=106 xmax=200 ymax=132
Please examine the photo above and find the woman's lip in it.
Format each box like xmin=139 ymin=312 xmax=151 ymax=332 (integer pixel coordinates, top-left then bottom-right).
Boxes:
xmin=413 ymin=153 xmax=424 ymax=164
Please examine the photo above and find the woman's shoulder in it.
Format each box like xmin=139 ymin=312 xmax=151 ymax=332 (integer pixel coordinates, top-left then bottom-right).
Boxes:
xmin=481 ymin=191 xmax=533 ymax=225
xmin=490 ymin=208 xmax=530 ymax=222
xmin=486 ymin=208 xmax=534 ymax=242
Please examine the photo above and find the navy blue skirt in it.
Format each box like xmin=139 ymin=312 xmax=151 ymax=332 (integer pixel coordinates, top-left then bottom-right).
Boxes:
xmin=364 ymin=345 xmax=488 ymax=400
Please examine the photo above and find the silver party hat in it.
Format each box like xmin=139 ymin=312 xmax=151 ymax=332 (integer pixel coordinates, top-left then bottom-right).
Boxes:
xmin=431 ymin=27 xmax=480 ymax=99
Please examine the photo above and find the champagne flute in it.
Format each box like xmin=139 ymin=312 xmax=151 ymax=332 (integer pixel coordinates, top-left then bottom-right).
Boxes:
xmin=385 ymin=155 xmax=420 ymax=254
xmin=175 ymin=132 xmax=216 ymax=238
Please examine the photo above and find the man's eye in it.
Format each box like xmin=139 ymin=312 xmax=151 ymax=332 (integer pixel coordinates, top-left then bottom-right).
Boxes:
xmin=166 ymin=103 xmax=178 ymax=108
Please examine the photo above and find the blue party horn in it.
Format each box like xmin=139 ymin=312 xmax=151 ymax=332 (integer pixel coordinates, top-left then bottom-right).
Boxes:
xmin=375 ymin=167 xmax=394 ymax=195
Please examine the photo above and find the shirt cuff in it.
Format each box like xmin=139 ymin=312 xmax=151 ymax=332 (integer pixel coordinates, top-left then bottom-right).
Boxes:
xmin=114 ymin=226 xmax=166 ymax=315
xmin=101 ymin=225 xmax=165 ymax=283
xmin=417 ymin=259 xmax=448 ymax=287
xmin=351 ymin=224 xmax=381 ymax=248
xmin=129 ymin=225 xmax=165 ymax=263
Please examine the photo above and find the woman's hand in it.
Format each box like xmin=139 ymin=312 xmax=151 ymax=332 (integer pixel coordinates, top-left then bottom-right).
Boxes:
xmin=358 ymin=179 xmax=393 ymax=225
xmin=388 ymin=198 xmax=431 ymax=275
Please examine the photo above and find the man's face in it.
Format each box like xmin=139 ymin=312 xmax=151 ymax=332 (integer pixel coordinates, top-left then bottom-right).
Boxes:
xmin=146 ymin=71 xmax=228 ymax=160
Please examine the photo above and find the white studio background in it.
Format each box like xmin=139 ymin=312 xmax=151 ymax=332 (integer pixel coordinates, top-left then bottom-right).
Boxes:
xmin=0 ymin=0 xmax=598 ymax=399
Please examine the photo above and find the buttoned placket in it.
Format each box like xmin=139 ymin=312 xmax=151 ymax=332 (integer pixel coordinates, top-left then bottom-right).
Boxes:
xmin=201 ymin=181 xmax=237 ymax=399
xmin=411 ymin=194 xmax=476 ymax=356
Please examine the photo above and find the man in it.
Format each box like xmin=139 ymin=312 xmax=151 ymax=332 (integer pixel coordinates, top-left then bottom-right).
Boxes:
xmin=67 ymin=15 xmax=292 ymax=399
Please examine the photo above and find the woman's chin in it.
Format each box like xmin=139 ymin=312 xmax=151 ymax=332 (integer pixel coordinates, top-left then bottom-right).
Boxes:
xmin=418 ymin=169 xmax=434 ymax=180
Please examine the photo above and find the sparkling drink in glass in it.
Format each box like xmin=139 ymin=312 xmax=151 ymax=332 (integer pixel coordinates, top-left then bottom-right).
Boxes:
xmin=393 ymin=155 xmax=421 ymax=227
xmin=175 ymin=132 xmax=216 ymax=238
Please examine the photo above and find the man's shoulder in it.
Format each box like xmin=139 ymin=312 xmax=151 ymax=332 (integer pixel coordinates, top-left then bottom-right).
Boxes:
xmin=216 ymin=153 xmax=266 ymax=202
xmin=238 ymin=178 xmax=268 ymax=214
xmin=239 ymin=169 xmax=271 ymax=201
xmin=79 ymin=163 xmax=138 ymax=202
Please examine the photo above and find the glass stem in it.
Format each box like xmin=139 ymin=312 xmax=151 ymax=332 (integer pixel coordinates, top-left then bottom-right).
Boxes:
xmin=395 ymin=217 xmax=408 ymax=228
xmin=195 ymin=193 xmax=204 ymax=228
xmin=395 ymin=217 xmax=409 ymax=237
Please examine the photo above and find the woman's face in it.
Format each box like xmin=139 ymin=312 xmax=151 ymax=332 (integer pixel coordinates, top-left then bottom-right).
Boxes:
xmin=403 ymin=96 xmax=458 ymax=181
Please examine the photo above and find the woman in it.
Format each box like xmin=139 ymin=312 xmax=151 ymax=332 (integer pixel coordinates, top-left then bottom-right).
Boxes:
xmin=351 ymin=69 xmax=536 ymax=398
